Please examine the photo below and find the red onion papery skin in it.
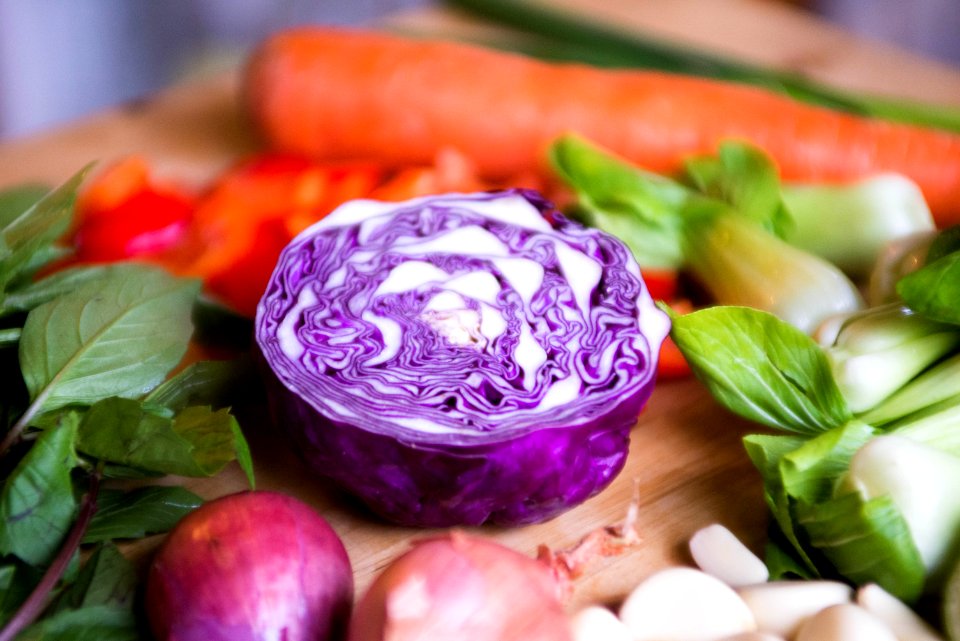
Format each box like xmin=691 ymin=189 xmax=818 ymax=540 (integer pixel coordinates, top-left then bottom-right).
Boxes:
xmin=347 ymin=531 xmax=573 ymax=641
xmin=146 ymin=491 xmax=353 ymax=641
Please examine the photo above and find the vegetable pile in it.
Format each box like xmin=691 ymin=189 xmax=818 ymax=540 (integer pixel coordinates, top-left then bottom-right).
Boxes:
xmin=6 ymin=17 xmax=960 ymax=641
xmin=255 ymin=190 xmax=669 ymax=526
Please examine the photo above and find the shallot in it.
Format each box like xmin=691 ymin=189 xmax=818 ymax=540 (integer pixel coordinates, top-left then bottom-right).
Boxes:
xmin=347 ymin=531 xmax=572 ymax=641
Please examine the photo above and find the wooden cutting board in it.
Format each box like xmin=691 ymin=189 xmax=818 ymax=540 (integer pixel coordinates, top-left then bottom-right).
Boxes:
xmin=1 ymin=0 xmax=959 ymax=612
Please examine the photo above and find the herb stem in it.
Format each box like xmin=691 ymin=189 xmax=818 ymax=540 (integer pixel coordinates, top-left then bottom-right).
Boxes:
xmin=0 ymin=392 xmax=48 ymax=458
xmin=0 ymin=465 xmax=103 ymax=641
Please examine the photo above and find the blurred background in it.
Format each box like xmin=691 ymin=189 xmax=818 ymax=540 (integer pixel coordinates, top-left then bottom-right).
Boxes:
xmin=0 ymin=0 xmax=958 ymax=142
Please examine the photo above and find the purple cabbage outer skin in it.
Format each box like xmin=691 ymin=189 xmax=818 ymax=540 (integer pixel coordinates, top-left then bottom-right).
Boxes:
xmin=256 ymin=189 xmax=668 ymax=527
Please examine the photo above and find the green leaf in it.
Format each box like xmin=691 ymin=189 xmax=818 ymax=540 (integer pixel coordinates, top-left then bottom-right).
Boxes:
xmin=925 ymin=225 xmax=960 ymax=264
xmin=0 ymin=184 xmax=50 ymax=229
xmin=779 ymin=421 xmax=875 ymax=505
xmin=797 ymin=491 xmax=925 ymax=602
xmin=0 ymin=561 xmax=42 ymax=627
xmin=764 ymin=535 xmax=815 ymax=581
xmin=76 ymin=397 xmax=251 ymax=481
xmin=175 ymin=405 xmax=255 ymax=488
xmin=83 ymin=486 xmax=202 ymax=543
xmin=549 ymin=134 xmax=688 ymax=269
xmin=0 ymin=265 xmax=112 ymax=319
xmin=897 ymin=250 xmax=960 ymax=325
xmin=0 ymin=327 xmax=20 ymax=347
xmin=144 ymin=358 xmax=254 ymax=413
xmin=0 ymin=168 xmax=89 ymax=293
xmin=18 ymin=264 xmax=200 ymax=418
xmin=683 ymin=141 xmax=792 ymax=237
xmin=669 ymin=305 xmax=852 ymax=434
xmin=15 ymin=605 xmax=139 ymax=641
xmin=47 ymin=543 xmax=137 ymax=615
xmin=0 ymin=415 xmax=80 ymax=566
xmin=744 ymin=433 xmax=819 ymax=574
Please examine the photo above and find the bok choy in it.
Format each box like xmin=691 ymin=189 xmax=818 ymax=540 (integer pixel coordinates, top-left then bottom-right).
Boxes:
xmin=664 ymin=226 xmax=960 ymax=604
xmin=550 ymin=135 xmax=865 ymax=334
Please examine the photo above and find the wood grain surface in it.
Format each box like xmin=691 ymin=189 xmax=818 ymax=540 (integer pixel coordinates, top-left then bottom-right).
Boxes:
xmin=1 ymin=0 xmax=958 ymax=612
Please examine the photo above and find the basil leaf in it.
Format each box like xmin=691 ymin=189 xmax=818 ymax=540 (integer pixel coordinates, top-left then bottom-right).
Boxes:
xmin=0 ymin=184 xmax=50 ymax=228
xmin=669 ymin=305 xmax=852 ymax=434
xmin=47 ymin=543 xmax=136 ymax=615
xmin=0 ymin=561 xmax=42 ymax=626
xmin=897 ymin=250 xmax=960 ymax=325
xmin=83 ymin=486 xmax=202 ymax=543
xmin=18 ymin=264 xmax=200 ymax=417
xmin=145 ymin=358 xmax=254 ymax=412
xmin=76 ymin=398 xmax=252 ymax=481
xmin=0 ymin=168 xmax=88 ymax=292
xmin=0 ymin=415 xmax=80 ymax=566
xmin=175 ymin=405 xmax=255 ymax=488
xmin=684 ymin=141 xmax=792 ymax=237
xmin=1 ymin=265 xmax=112 ymax=318
xmin=797 ymin=492 xmax=925 ymax=602
xmin=0 ymin=327 xmax=20 ymax=347
xmin=16 ymin=605 xmax=138 ymax=641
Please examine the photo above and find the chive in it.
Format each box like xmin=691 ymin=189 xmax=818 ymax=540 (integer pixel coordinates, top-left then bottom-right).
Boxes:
xmin=442 ymin=0 xmax=960 ymax=132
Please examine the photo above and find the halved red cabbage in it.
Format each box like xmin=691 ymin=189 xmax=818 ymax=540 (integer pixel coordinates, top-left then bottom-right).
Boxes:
xmin=255 ymin=190 xmax=669 ymax=527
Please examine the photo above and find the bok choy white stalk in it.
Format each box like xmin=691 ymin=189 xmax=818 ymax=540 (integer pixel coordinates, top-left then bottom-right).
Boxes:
xmin=662 ymin=226 xmax=960 ymax=604
xmin=782 ymin=174 xmax=935 ymax=279
xmin=824 ymin=304 xmax=960 ymax=413
xmin=550 ymin=135 xmax=864 ymax=334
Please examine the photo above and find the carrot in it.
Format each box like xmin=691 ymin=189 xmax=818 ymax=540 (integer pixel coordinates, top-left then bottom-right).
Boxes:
xmin=243 ymin=27 xmax=960 ymax=226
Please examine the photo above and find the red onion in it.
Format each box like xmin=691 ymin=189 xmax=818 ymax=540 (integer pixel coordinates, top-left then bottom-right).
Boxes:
xmin=146 ymin=491 xmax=353 ymax=641
xmin=348 ymin=531 xmax=573 ymax=641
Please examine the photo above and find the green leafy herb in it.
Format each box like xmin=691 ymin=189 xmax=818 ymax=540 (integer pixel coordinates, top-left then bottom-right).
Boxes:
xmin=15 ymin=606 xmax=138 ymax=641
xmin=18 ymin=264 xmax=200 ymax=419
xmin=83 ymin=487 xmax=203 ymax=544
xmin=45 ymin=543 xmax=136 ymax=614
xmin=0 ymin=415 xmax=80 ymax=566
xmin=0 ymin=168 xmax=88 ymax=295
xmin=0 ymin=171 xmax=256 ymax=640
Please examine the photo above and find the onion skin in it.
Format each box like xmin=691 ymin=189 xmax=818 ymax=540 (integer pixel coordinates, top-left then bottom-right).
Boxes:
xmin=348 ymin=531 xmax=573 ymax=641
xmin=146 ymin=491 xmax=353 ymax=641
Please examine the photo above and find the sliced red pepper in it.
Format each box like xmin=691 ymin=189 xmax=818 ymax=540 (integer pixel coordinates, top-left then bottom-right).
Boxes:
xmin=72 ymin=156 xmax=195 ymax=263
xmin=656 ymin=299 xmax=693 ymax=380
xmin=640 ymin=268 xmax=679 ymax=303
xmin=170 ymin=155 xmax=390 ymax=316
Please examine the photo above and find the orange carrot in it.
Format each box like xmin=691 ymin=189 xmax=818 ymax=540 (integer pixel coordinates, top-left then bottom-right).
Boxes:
xmin=243 ymin=27 xmax=960 ymax=226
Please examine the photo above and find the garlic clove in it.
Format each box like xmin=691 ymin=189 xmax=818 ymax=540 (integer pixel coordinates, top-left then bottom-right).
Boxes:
xmin=736 ymin=580 xmax=852 ymax=638
xmin=619 ymin=567 xmax=756 ymax=641
xmin=688 ymin=524 xmax=769 ymax=587
xmin=856 ymin=583 xmax=945 ymax=641
xmin=569 ymin=605 xmax=632 ymax=641
xmin=795 ymin=603 xmax=899 ymax=641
